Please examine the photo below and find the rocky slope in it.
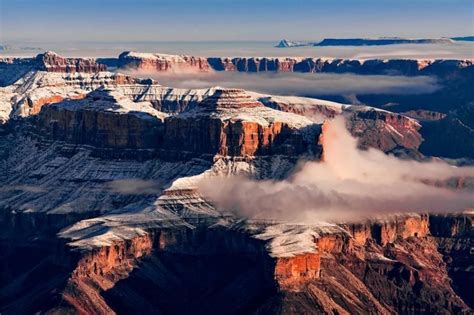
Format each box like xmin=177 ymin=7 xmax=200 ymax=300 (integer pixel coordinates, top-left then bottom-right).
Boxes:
xmin=0 ymin=69 xmax=153 ymax=123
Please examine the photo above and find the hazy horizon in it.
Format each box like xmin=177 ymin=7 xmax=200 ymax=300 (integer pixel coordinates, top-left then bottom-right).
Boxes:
xmin=1 ymin=0 xmax=473 ymax=43
xmin=1 ymin=41 xmax=473 ymax=59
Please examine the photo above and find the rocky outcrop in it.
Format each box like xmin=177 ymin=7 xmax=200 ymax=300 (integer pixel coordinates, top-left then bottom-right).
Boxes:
xmin=37 ymin=89 xmax=166 ymax=149
xmin=19 ymin=94 xmax=87 ymax=116
xmin=0 ymin=139 xmax=472 ymax=315
xmin=36 ymin=88 xmax=317 ymax=158
xmin=36 ymin=51 xmax=107 ymax=73
xmin=274 ymin=253 xmax=321 ymax=290
xmin=161 ymin=89 xmax=317 ymax=158
xmin=1 ymin=56 xmax=473 ymax=314
xmin=0 ymin=52 xmax=107 ymax=84
xmin=263 ymin=214 xmax=470 ymax=314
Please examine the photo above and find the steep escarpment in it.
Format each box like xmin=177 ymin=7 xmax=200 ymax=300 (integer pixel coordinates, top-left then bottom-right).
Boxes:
xmin=161 ymin=89 xmax=318 ymax=158
xmin=430 ymin=213 xmax=473 ymax=308
xmin=36 ymin=88 xmax=319 ymax=159
xmin=36 ymin=51 xmax=107 ymax=73
xmin=1 ymin=69 xmax=426 ymax=158
xmin=117 ymin=51 xmax=210 ymax=72
xmin=346 ymin=108 xmax=422 ymax=153
xmin=36 ymin=89 xmax=166 ymax=149
xmin=1 ymin=58 xmax=473 ymax=314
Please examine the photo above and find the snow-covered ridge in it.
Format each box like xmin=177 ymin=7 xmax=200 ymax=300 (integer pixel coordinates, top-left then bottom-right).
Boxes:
xmin=175 ymin=87 xmax=316 ymax=130
xmin=120 ymin=51 xmax=193 ymax=62
xmin=50 ymin=88 xmax=167 ymax=120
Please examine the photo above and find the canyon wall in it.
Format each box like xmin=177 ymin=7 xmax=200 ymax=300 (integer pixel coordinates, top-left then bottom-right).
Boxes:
xmin=117 ymin=51 xmax=473 ymax=77
xmin=35 ymin=89 xmax=317 ymax=159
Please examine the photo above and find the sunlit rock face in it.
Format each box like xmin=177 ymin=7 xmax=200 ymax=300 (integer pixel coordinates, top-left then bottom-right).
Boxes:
xmin=36 ymin=51 xmax=107 ymax=73
xmin=117 ymin=51 xmax=211 ymax=72
xmin=161 ymin=89 xmax=318 ymax=158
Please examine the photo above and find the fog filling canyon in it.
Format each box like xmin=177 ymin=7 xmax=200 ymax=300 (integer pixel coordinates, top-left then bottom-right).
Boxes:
xmin=124 ymin=70 xmax=440 ymax=97
xmin=199 ymin=117 xmax=474 ymax=223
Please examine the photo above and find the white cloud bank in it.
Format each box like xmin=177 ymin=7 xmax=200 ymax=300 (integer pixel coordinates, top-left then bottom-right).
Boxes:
xmin=199 ymin=117 xmax=474 ymax=223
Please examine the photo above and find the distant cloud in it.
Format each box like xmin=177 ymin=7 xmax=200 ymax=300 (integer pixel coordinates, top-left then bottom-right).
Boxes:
xmin=0 ymin=185 xmax=46 ymax=193
xmin=105 ymin=179 xmax=163 ymax=195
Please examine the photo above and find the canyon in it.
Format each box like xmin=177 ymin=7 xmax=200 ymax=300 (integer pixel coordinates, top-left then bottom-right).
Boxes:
xmin=0 ymin=51 xmax=473 ymax=314
xmin=115 ymin=51 xmax=472 ymax=77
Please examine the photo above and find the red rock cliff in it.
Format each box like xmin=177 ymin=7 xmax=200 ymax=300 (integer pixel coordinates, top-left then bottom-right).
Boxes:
xmin=36 ymin=51 xmax=107 ymax=73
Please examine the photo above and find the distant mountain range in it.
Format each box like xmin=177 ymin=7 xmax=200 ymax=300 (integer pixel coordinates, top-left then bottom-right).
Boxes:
xmin=276 ymin=36 xmax=474 ymax=47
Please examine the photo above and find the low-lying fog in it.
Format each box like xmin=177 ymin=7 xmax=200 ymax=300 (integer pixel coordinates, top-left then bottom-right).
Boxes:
xmin=125 ymin=70 xmax=440 ymax=97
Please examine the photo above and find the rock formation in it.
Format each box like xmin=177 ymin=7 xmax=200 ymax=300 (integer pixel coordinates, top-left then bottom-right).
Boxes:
xmin=36 ymin=51 xmax=107 ymax=73
xmin=37 ymin=89 xmax=166 ymax=149
xmin=35 ymin=88 xmax=318 ymax=159
xmin=117 ymin=51 xmax=211 ymax=72
xmin=161 ymin=89 xmax=317 ymax=158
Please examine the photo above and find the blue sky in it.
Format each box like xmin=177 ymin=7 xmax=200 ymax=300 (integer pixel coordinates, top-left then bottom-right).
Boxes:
xmin=1 ymin=0 xmax=473 ymax=42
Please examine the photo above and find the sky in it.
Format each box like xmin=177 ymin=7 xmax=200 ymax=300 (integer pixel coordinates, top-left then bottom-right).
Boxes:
xmin=1 ymin=0 xmax=473 ymax=43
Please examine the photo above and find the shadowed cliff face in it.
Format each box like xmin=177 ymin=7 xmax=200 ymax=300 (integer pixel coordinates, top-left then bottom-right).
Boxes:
xmin=1 ymin=211 xmax=472 ymax=314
